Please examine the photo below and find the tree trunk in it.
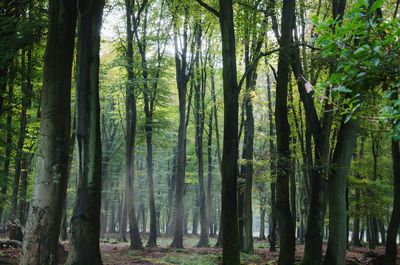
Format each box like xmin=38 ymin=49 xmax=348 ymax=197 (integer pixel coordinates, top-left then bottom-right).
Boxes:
xmin=170 ymin=13 xmax=191 ymax=248
xmin=259 ymin=195 xmax=266 ymax=240
xmin=124 ymin=0 xmax=142 ymax=250
xmin=120 ymin=196 xmax=128 ymax=241
xmin=166 ymin=149 xmax=176 ymax=237
xmin=10 ymin=50 xmax=29 ymax=229
xmin=266 ymin=71 xmax=277 ymax=252
xmin=351 ymin=186 xmax=362 ymax=247
xmin=66 ymin=0 xmax=104 ymax=263
xmin=20 ymin=0 xmax=77 ymax=263
xmin=207 ymin=112 xmax=214 ymax=237
xmin=218 ymin=1 xmax=241 ymax=264
xmin=275 ymin=0 xmax=296 ymax=264
xmin=0 ymin=63 xmax=14 ymax=222
xmin=241 ymin=74 xmax=255 ymax=254
xmin=324 ymin=118 xmax=359 ymax=265
xmin=385 ymin=91 xmax=400 ymax=265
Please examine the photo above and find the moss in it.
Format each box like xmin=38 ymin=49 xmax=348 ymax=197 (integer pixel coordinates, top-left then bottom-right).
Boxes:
xmin=240 ymin=253 xmax=260 ymax=264
xmin=162 ymin=253 xmax=219 ymax=265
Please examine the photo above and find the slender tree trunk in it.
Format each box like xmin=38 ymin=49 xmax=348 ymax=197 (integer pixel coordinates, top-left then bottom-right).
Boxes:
xmin=124 ymin=0 xmax=142 ymax=249
xmin=266 ymin=73 xmax=277 ymax=252
xmin=66 ymin=0 xmax=104 ymax=263
xmin=170 ymin=15 xmax=191 ymax=248
xmin=207 ymin=111 xmax=213 ymax=237
xmin=120 ymin=196 xmax=128 ymax=241
xmin=20 ymin=0 xmax=77 ymax=263
xmin=210 ymin=60 xmax=223 ymax=248
xmin=241 ymin=72 xmax=255 ymax=254
xmin=193 ymin=24 xmax=208 ymax=247
xmin=18 ymin=41 xmax=33 ymax=229
xmin=0 ymin=63 xmax=14 ymax=222
xmin=259 ymin=194 xmax=266 ymax=240
xmin=166 ymin=149 xmax=176 ymax=236
xmin=275 ymin=0 xmax=296 ymax=264
xmin=10 ymin=50 xmax=29 ymax=231
xmin=351 ymin=184 xmax=362 ymax=247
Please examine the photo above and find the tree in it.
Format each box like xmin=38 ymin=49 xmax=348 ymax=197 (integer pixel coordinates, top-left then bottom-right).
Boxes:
xmin=20 ymin=0 xmax=77 ymax=263
xmin=66 ymin=0 xmax=105 ymax=263
xmin=170 ymin=3 xmax=193 ymax=248
xmin=118 ymin=0 xmax=144 ymax=249
xmin=275 ymin=0 xmax=296 ymax=264
xmin=193 ymin=21 xmax=209 ymax=247
xmin=195 ymin=0 xmax=241 ymax=263
xmin=385 ymin=91 xmax=400 ymax=264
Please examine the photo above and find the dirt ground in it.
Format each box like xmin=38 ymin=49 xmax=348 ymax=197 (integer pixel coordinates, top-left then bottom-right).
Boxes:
xmin=1 ymin=236 xmax=399 ymax=264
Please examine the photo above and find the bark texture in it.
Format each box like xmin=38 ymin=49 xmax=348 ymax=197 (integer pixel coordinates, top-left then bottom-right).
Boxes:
xmin=66 ymin=0 xmax=104 ymax=263
xmin=20 ymin=0 xmax=77 ymax=264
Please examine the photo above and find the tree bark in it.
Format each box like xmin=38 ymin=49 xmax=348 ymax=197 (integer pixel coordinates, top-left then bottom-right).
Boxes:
xmin=275 ymin=0 xmax=296 ymax=264
xmin=324 ymin=118 xmax=359 ymax=265
xmin=266 ymin=71 xmax=277 ymax=253
xmin=207 ymin=111 xmax=213 ymax=237
xmin=66 ymin=0 xmax=104 ymax=263
xmin=385 ymin=90 xmax=400 ymax=265
xmin=124 ymin=0 xmax=143 ymax=250
xmin=218 ymin=1 xmax=241 ymax=264
xmin=170 ymin=12 xmax=192 ymax=248
xmin=0 ymin=62 xmax=14 ymax=222
xmin=10 ymin=50 xmax=29 ymax=230
xmin=194 ymin=23 xmax=209 ymax=247
xmin=20 ymin=0 xmax=77 ymax=263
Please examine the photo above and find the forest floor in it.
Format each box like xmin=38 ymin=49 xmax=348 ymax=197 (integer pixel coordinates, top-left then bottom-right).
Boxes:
xmin=0 ymin=235 xmax=398 ymax=264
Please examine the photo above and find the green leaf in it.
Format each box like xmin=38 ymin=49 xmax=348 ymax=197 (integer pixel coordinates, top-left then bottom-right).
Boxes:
xmin=332 ymin=85 xmax=352 ymax=93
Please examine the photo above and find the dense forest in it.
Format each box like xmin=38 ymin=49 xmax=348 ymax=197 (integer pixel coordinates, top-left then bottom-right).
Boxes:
xmin=0 ymin=0 xmax=400 ymax=264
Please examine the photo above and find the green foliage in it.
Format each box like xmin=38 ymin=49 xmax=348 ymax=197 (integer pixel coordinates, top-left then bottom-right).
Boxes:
xmin=314 ymin=0 xmax=400 ymax=123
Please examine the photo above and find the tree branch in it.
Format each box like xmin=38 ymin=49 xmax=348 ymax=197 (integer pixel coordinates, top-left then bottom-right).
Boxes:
xmin=194 ymin=0 xmax=220 ymax=17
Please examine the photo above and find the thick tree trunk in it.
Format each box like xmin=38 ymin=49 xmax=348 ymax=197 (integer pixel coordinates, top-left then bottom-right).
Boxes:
xmin=218 ymin=1 xmax=241 ymax=264
xmin=275 ymin=0 xmax=296 ymax=264
xmin=20 ymin=0 xmax=77 ymax=263
xmin=324 ymin=118 xmax=359 ymax=265
xmin=66 ymin=0 xmax=104 ymax=263
xmin=385 ymin=91 xmax=400 ymax=265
